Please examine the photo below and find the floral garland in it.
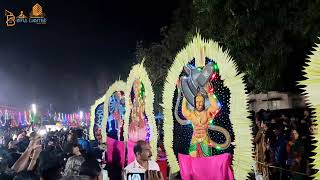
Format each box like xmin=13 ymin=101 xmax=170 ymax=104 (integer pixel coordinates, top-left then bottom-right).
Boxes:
xmin=162 ymin=34 xmax=253 ymax=179
xmin=299 ymin=39 xmax=320 ymax=179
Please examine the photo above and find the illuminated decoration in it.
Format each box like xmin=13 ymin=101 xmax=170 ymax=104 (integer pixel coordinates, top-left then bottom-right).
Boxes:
xmin=30 ymin=104 xmax=37 ymax=123
xmin=38 ymin=129 xmax=47 ymax=136
xmin=102 ymin=80 xmax=126 ymax=141
xmin=54 ymin=112 xmax=57 ymax=121
xmin=107 ymin=92 xmax=125 ymax=140
xmin=299 ymin=39 xmax=320 ymax=179
xmin=124 ymin=60 xmax=157 ymax=161
xmin=0 ymin=106 xmax=29 ymax=127
xmin=177 ymin=60 xmax=231 ymax=157
xmin=80 ymin=111 xmax=83 ymax=120
xmin=0 ymin=105 xmax=89 ymax=128
xmin=155 ymin=112 xmax=164 ymax=122
xmin=64 ymin=114 xmax=67 ymax=125
xmin=89 ymin=96 xmax=105 ymax=140
xmin=0 ymin=110 xmax=6 ymax=126
xmin=162 ymin=34 xmax=253 ymax=179
xmin=32 ymin=104 xmax=37 ymax=114
xmin=58 ymin=112 xmax=89 ymax=127
xmin=29 ymin=103 xmax=38 ymax=124
xmin=24 ymin=111 xmax=30 ymax=125
xmin=4 ymin=110 xmax=9 ymax=121
xmin=60 ymin=113 xmax=64 ymax=125
xmin=18 ymin=112 xmax=22 ymax=125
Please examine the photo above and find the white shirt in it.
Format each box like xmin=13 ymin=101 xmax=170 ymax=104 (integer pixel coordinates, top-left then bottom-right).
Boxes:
xmin=102 ymin=169 xmax=109 ymax=180
xmin=123 ymin=159 xmax=160 ymax=180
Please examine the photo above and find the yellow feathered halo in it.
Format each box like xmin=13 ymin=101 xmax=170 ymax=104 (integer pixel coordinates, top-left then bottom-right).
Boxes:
xmin=89 ymin=95 xmax=105 ymax=140
xmin=162 ymin=34 xmax=253 ymax=179
xmin=101 ymin=80 xmax=127 ymax=142
xmin=123 ymin=59 xmax=158 ymax=161
xmin=298 ymin=39 xmax=320 ymax=179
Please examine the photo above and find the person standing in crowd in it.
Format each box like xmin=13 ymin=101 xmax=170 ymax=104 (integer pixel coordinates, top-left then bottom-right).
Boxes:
xmin=38 ymin=149 xmax=64 ymax=180
xmin=123 ymin=140 xmax=163 ymax=180
xmin=7 ymin=141 xmax=20 ymax=168
xmin=17 ymin=131 xmax=27 ymax=143
xmin=272 ymin=125 xmax=287 ymax=179
xmin=79 ymin=158 xmax=103 ymax=180
xmin=60 ymin=157 xmax=104 ymax=180
xmin=0 ymin=152 xmax=14 ymax=180
xmin=286 ymin=130 xmax=303 ymax=164
xmin=253 ymin=119 xmax=269 ymax=180
xmin=286 ymin=129 xmax=306 ymax=179
xmin=298 ymin=110 xmax=311 ymax=140
xmin=64 ymin=143 xmax=85 ymax=176
xmin=63 ymin=130 xmax=77 ymax=156
xmin=76 ymin=129 xmax=91 ymax=154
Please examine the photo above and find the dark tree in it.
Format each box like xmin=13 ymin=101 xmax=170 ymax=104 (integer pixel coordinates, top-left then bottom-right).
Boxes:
xmin=137 ymin=0 xmax=320 ymax=96
xmin=191 ymin=0 xmax=320 ymax=92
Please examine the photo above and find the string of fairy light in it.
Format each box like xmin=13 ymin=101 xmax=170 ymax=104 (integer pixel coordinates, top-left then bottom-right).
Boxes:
xmin=1 ymin=107 xmax=90 ymax=127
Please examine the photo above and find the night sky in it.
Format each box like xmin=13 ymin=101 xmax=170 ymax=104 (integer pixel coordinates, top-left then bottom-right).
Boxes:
xmin=0 ymin=0 xmax=176 ymax=112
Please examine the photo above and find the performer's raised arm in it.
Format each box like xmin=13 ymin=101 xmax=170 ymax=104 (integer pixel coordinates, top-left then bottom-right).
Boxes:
xmin=182 ymin=97 xmax=192 ymax=120
xmin=207 ymin=89 xmax=220 ymax=118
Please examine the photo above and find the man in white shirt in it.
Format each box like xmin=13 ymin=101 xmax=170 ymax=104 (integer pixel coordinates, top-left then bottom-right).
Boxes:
xmin=123 ymin=140 xmax=163 ymax=180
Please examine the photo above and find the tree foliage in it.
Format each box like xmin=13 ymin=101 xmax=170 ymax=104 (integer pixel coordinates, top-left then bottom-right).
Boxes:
xmin=136 ymin=0 xmax=320 ymax=111
xmin=191 ymin=0 xmax=320 ymax=92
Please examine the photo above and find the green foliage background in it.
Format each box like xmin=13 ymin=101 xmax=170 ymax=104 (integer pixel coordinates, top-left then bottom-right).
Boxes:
xmin=136 ymin=0 xmax=320 ymax=112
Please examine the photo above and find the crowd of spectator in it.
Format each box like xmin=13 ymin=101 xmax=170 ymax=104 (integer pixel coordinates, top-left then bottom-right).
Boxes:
xmin=1 ymin=108 xmax=316 ymax=180
xmin=253 ymin=109 xmax=316 ymax=180
xmin=0 ymin=127 xmax=108 ymax=180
